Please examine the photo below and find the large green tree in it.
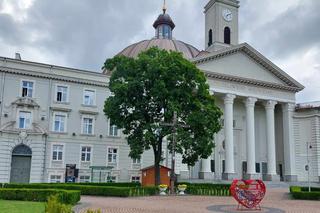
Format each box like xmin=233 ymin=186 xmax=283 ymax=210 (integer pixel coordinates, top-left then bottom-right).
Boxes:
xmin=103 ymin=47 xmax=222 ymax=185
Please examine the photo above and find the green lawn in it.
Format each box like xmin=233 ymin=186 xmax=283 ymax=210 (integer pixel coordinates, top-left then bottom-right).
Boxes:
xmin=0 ymin=200 xmax=45 ymax=213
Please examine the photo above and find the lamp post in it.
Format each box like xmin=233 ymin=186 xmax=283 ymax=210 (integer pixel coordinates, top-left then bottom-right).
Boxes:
xmin=161 ymin=111 xmax=189 ymax=194
xmin=306 ymin=142 xmax=312 ymax=192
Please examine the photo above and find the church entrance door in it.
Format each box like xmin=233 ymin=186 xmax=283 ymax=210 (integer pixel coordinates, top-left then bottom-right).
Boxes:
xmin=10 ymin=144 xmax=32 ymax=183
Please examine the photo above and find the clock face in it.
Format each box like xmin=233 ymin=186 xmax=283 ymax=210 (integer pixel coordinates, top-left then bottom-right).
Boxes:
xmin=222 ymin=9 xmax=233 ymax=22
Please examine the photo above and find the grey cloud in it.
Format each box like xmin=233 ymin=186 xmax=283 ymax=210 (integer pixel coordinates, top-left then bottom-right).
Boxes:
xmin=0 ymin=0 xmax=319 ymax=104
xmin=243 ymin=0 xmax=320 ymax=59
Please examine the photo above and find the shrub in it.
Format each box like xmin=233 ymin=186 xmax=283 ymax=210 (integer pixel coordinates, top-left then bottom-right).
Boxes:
xmin=85 ymin=209 xmax=102 ymax=213
xmin=76 ymin=182 xmax=141 ymax=187
xmin=0 ymin=188 xmax=80 ymax=204
xmin=4 ymin=183 xmax=157 ymax=197
xmin=290 ymin=186 xmax=320 ymax=200
xmin=177 ymin=183 xmax=231 ymax=196
xmin=45 ymin=195 xmax=73 ymax=213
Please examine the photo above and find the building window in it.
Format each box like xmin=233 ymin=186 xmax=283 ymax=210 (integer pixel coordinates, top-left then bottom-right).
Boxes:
xmin=106 ymin=176 xmax=117 ymax=183
xmin=211 ymin=160 xmax=215 ymax=172
xmin=208 ymin=29 xmax=213 ymax=47
xmin=132 ymin=158 xmax=141 ymax=164
xmin=82 ymin=117 xmax=94 ymax=134
xmin=224 ymin=27 xmax=231 ymax=44
xmin=52 ymin=145 xmax=63 ymax=161
xmin=109 ymin=121 xmax=118 ymax=137
xmin=107 ymin=148 xmax=118 ymax=164
xmin=21 ymin=80 xmax=34 ymax=97
xmin=83 ymin=89 xmax=95 ymax=106
xmin=131 ymin=176 xmax=140 ymax=183
xmin=18 ymin=111 xmax=32 ymax=129
xmin=256 ymin=162 xmax=261 ymax=173
xmin=53 ymin=114 xmax=66 ymax=132
xmin=79 ymin=175 xmax=90 ymax=183
xmin=81 ymin=146 xmax=91 ymax=162
xmin=56 ymin=85 xmax=68 ymax=103
xmin=50 ymin=175 xmax=62 ymax=183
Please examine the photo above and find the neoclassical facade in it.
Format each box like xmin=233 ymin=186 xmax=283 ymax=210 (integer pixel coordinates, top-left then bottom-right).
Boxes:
xmin=0 ymin=0 xmax=318 ymax=183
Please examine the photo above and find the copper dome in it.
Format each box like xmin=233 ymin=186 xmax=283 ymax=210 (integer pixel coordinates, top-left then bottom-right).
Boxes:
xmin=153 ymin=13 xmax=175 ymax=29
xmin=118 ymin=38 xmax=200 ymax=60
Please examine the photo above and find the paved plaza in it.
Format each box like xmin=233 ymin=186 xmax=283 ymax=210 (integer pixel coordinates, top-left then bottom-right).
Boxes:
xmin=74 ymin=188 xmax=320 ymax=213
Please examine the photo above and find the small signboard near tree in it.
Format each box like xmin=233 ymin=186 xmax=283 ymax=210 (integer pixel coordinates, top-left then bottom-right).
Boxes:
xmin=103 ymin=47 xmax=222 ymax=186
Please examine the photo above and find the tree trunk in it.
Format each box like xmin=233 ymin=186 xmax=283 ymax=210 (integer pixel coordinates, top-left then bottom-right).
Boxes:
xmin=154 ymin=139 xmax=162 ymax=186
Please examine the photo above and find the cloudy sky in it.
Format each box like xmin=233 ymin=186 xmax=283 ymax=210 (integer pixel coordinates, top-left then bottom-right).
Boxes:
xmin=0 ymin=0 xmax=319 ymax=103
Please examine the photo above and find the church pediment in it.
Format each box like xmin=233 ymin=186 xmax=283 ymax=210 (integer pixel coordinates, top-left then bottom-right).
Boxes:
xmin=193 ymin=43 xmax=304 ymax=92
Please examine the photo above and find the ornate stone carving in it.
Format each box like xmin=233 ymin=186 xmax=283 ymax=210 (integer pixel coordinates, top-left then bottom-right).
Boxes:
xmin=264 ymin=100 xmax=277 ymax=110
xmin=244 ymin=97 xmax=257 ymax=107
xmin=223 ymin=94 xmax=236 ymax=104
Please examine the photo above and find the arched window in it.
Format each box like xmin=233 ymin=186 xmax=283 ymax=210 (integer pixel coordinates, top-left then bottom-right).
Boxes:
xmin=208 ymin=29 xmax=213 ymax=47
xmin=12 ymin=144 xmax=32 ymax=156
xmin=224 ymin=27 xmax=231 ymax=44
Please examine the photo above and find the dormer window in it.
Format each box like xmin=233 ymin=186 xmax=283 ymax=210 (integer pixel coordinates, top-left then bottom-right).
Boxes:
xmin=21 ymin=80 xmax=34 ymax=98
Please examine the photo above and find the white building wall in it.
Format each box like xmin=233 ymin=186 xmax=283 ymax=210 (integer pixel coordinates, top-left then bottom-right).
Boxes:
xmin=294 ymin=110 xmax=320 ymax=182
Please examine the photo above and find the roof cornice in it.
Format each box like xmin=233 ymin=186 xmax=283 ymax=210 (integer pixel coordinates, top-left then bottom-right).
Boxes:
xmin=204 ymin=70 xmax=301 ymax=92
xmin=0 ymin=67 xmax=108 ymax=88
xmin=193 ymin=43 xmax=304 ymax=91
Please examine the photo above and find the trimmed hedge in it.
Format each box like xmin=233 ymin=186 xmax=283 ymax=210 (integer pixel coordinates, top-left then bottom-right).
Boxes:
xmin=0 ymin=188 xmax=80 ymax=204
xmin=177 ymin=183 xmax=231 ymax=196
xmin=290 ymin=186 xmax=320 ymax=200
xmin=4 ymin=183 xmax=158 ymax=197
xmin=64 ymin=182 xmax=141 ymax=187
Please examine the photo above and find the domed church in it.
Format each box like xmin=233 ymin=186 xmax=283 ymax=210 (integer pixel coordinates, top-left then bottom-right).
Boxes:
xmin=117 ymin=4 xmax=200 ymax=60
xmin=0 ymin=0 xmax=318 ymax=184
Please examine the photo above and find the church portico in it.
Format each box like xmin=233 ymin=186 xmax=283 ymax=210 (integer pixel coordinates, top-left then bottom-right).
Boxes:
xmin=196 ymin=89 xmax=297 ymax=182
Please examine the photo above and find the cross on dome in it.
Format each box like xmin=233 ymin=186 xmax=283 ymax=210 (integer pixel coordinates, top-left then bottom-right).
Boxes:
xmin=163 ymin=0 xmax=167 ymax=14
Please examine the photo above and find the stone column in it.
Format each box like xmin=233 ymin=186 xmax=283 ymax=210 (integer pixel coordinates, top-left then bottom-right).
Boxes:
xmin=222 ymin=94 xmax=237 ymax=180
xmin=244 ymin=97 xmax=260 ymax=180
xmin=179 ymin=163 xmax=190 ymax=180
xmin=264 ymin=100 xmax=280 ymax=181
xmin=282 ymin=103 xmax=297 ymax=182
xmin=199 ymin=157 xmax=213 ymax=179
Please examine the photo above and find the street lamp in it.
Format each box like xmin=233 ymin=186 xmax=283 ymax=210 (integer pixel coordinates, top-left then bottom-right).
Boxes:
xmin=161 ymin=111 xmax=189 ymax=194
xmin=306 ymin=142 xmax=312 ymax=192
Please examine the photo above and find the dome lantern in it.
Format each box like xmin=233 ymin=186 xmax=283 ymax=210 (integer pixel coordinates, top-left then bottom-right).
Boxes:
xmin=153 ymin=0 xmax=175 ymax=39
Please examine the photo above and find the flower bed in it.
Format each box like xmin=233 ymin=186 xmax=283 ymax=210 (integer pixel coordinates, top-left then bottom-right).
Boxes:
xmin=290 ymin=186 xmax=320 ymax=200
xmin=177 ymin=183 xmax=231 ymax=196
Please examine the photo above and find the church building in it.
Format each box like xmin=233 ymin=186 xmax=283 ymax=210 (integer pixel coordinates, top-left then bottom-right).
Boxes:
xmin=0 ymin=0 xmax=319 ymax=184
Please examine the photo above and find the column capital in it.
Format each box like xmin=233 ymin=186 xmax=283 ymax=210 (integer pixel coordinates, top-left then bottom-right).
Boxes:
xmin=244 ymin=97 xmax=258 ymax=107
xmin=264 ymin=100 xmax=278 ymax=109
xmin=224 ymin=94 xmax=236 ymax=104
xmin=282 ymin=103 xmax=295 ymax=112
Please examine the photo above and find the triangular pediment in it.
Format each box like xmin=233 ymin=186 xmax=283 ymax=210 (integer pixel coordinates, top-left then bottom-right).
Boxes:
xmin=193 ymin=43 xmax=304 ymax=92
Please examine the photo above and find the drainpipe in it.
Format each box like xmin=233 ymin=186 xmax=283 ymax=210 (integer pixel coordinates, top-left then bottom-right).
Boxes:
xmin=0 ymin=72 xmax=6 ymax=127
xmin=43 ymin=134 xmax=48 ymax=182
xmin=43 ymin=77 xmax=52 ymax=182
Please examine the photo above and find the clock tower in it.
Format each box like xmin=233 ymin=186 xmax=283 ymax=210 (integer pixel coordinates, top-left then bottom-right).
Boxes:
xmin=204 ymin=0 xmax=240 ymax=51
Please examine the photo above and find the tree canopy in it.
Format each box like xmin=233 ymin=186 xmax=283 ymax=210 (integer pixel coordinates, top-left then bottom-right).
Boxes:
xmin=103 ymin=47 xmax=222 ymax=184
